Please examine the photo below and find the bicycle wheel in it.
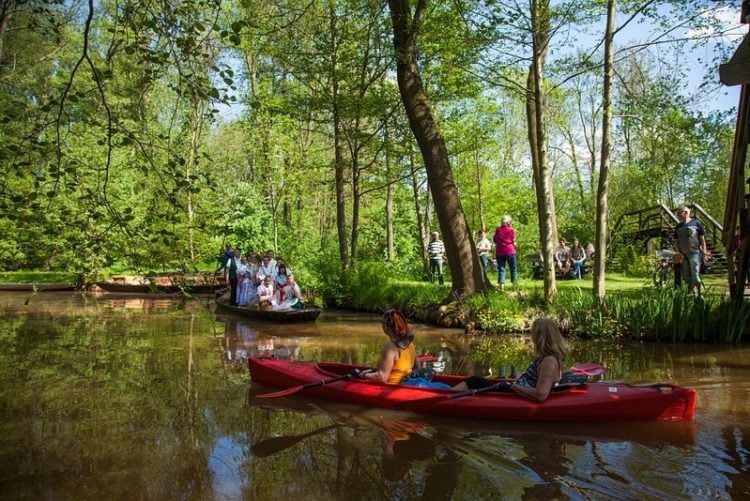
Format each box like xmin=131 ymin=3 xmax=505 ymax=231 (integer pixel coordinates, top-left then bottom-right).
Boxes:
xmin=653 ymin=267 xmax=667 ymax=288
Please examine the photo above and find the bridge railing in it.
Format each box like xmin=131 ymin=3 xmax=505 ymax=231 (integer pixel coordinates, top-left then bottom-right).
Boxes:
xmin=691 ymin=203 xmax=726 ymax=255
xmin=609 ymin=204 xmax=679 ymax=252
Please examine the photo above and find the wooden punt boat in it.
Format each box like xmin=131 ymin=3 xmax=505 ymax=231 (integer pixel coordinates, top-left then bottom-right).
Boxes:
xmin=216 ymin=297 xmax=321 ymax=323
xmin=95 ymin=281 xmax=152 ymax=293
xmin=96 ymin=275 xmax=226 ymax=295
xmin=0 ymin=282 xmax=76 ymax=291
xmin=248 ymin=357 xmax=696 ymax=422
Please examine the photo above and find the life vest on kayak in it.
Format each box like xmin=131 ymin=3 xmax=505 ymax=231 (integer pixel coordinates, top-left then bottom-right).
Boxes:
xmin=387 ymin=343 xmax=416 ymax=384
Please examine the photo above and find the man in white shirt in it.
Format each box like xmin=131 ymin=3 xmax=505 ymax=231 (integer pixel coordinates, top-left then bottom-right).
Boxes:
xmin=427 ymin=232 xmax=446 ymax=285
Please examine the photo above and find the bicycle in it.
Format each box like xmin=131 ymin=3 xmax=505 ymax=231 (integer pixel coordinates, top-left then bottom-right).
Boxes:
xmin=653 ymin=249 xmax=675 ymax=288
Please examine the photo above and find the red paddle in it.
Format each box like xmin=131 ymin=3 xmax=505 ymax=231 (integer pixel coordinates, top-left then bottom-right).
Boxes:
xmin=394 ymin=362 xmax=607 ymax=410
xmin=569 ymin=362 xmax=607 ymax=377
xmin=255 ymin=368 xmax=374 ymax=399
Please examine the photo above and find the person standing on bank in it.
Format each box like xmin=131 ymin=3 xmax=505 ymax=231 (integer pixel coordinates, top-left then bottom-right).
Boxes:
xmin=493 ymin=215 xmax=518 ymax=290
xmin=475 ymin=229 xmax=492 ymax=275
xmin=673 ymin=205 xmax=709 ymax=293
xmin=427 ymin=232 xmax=446 ymax=285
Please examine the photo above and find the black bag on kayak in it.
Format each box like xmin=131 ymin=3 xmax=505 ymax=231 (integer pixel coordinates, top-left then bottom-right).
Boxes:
xmin=553 ymin=373 xmax=588 ymax=389
xmin=406 ymin=367 xmax=436 ymax=381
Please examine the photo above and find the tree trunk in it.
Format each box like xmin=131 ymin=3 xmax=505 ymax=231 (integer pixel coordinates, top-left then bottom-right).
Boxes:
xmin=526 ymin=0 xmax=556 ymax=302
xmin=594 ymin=0 xmax=616 ymax=305
xmin=0 ymin=0 xmax=16 ymax=65
xmin=185 ymin=99 xmax=205 ymax=266
xmin=388 ymin=0 xmax=489 ymax=298
xmin=410 ymin=149 xmax=429 ymax=274
xmin=329 ymin=4 xmax=348 ymax=268
xmin=385 ymin=129 xmax=395 ymax=261
xmin=350 ymin=153 xmax=361 ymax=263
xmin=474 ymin=139 xmax=486 ymax=231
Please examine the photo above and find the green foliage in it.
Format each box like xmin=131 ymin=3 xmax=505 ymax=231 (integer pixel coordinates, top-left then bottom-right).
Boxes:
xmin=315 ymin=258 xmax=446 ymax=311
xmin=465 ymin=292 xmax=528 ymax=333
xmin=552 ymin=287 xmax=749 ymax=344
xmin=609 ymin=242 xmax=651 ymax=277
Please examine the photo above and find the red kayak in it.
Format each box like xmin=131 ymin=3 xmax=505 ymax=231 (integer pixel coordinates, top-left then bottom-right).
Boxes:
xmin=248 ymin=357 xmax=696 ymax=422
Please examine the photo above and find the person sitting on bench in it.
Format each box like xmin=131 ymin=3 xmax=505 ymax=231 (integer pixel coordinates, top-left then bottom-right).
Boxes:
xmin=554 ymin=238 xmax=571 ymax=277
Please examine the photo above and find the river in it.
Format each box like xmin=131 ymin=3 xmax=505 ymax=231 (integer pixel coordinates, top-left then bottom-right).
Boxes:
xmin=0 ymin=292 xmax=747 ymax=500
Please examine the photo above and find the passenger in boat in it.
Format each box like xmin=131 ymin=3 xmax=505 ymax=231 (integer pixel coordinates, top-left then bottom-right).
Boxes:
xmin=257 ymin=275 xmax=274 ymax=311
xmin=237 ymin=257 xmax=252 ymax=307
xmin=258 ymin=254 xmax=276 ymax=284
xmin=246 ymin=254 xmax=259 ymax=305
xmin=266 ymin=249 xmax=278 ymax=275
xmin=274 ymin=273 xmax=304 ymax=310
xmin=359 ymin=309 xmax=418 ymax=384
xmin=453 ymin=318 xmax=566 ymax=402
xmin=274 ymin=262 xmax=290 ymax=304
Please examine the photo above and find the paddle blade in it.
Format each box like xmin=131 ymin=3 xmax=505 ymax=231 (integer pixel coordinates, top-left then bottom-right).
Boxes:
xmin=255 ymin=385 xmax=306 ymax=399
xmin=570 ymin=363 xmax=607 ymax=376
xmin=254 ymin=369 xmax=371 ymax=399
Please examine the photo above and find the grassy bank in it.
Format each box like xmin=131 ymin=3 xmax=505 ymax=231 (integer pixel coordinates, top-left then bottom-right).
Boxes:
xmin=0 ymin=271 xmax=79 ymax=283
xmin=318 ymin=261 xmax=748 ymax=344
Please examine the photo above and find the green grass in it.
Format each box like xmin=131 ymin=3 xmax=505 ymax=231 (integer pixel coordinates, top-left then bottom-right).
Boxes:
xmin=325 ymin=262 xmax=746 ymax=343
xmin=0 ymin=271 xmax=79 ymax=283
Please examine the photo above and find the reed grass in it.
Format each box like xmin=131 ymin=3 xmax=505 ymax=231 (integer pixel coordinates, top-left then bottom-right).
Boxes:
xmin=319 ymin=260 xmax=748 ymax=343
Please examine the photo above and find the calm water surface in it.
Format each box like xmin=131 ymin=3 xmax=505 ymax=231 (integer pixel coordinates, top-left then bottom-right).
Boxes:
xmin=0 ymin=292 xmax=748 ymax=500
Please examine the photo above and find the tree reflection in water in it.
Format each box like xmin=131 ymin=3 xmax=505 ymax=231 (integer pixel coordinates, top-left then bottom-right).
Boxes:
xmin=1 ymin=295 xmax=749 ymax=499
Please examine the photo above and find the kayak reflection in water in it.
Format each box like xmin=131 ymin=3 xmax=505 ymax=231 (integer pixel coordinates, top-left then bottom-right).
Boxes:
xmin=381 ymin=427 xmax=461 ymax=498
xmin=453 ymin=317 xmax=566 ymax=402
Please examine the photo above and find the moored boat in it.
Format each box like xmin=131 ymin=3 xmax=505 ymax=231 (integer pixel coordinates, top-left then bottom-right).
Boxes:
xmin=216 ymin=297 xmax=321 ymax=323
xmin=95 ymin=281 xmax=152 ymax=293
xmin=248 ymin=357 xmax=696 ymax=422
xmin=95 ymin=273 xmax=226 ymax=295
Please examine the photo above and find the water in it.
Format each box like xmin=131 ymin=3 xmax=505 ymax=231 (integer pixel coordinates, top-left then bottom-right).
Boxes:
xmin=0 ymin=292 xmax=748 ymax=500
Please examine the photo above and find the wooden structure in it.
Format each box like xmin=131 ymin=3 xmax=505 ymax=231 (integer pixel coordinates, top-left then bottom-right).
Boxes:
xmin=215 ymin=296 xmax=321 ymax=323
xmin=610 ymin=203 xmax=728 ymax=274
xmin=720 ymin=25 xmax=750 ymax=301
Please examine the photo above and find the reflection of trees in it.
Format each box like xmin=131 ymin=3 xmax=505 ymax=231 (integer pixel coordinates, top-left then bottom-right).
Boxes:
xmin=0 ymin=302 xmax=228 ymax=498
xmin=518 ymin=437 xmax=569 ymax=500
xmin=722 ymin=425 xmax=749 ymax=498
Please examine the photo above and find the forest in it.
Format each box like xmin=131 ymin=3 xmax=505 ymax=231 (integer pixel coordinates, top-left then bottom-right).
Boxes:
xmin=0 ymin=0 xmax=743 ymax=302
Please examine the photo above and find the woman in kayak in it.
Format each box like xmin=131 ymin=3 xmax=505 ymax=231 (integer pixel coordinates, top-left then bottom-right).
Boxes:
xmin=360 ymin=309 xmax=418 ymax=384
xmin=454 ymin=317 xmax=566 ymax=402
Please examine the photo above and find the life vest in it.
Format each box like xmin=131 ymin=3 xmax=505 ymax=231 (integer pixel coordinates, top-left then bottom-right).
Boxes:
xmin=387 ymin=343 xmax=416 ymax=384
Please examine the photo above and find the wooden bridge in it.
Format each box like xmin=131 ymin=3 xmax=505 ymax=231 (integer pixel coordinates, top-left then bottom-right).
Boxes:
xmin=610 ymin=204 xmax=728 ymax=274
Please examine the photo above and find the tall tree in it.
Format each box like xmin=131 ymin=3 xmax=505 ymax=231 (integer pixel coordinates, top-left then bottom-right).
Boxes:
xmin=388 ymin=0 xmax=489 ymax=298
xmin=593 ymin=0 xmax=615 ymax=305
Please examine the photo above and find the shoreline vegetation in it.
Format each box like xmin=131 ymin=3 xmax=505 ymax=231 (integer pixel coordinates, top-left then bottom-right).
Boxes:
xmin=3 ymin=265 xmax=748 ymax=344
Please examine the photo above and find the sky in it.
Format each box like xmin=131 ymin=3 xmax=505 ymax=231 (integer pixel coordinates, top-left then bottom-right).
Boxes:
xmin=214 ymin=3 xmax=749 ymax=123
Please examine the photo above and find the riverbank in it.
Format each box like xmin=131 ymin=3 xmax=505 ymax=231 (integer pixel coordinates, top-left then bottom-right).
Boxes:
xmin=4 ymin=268 xmax=746 ymax=343
xmin=319 ymin=265 xmax=746 ymax=343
